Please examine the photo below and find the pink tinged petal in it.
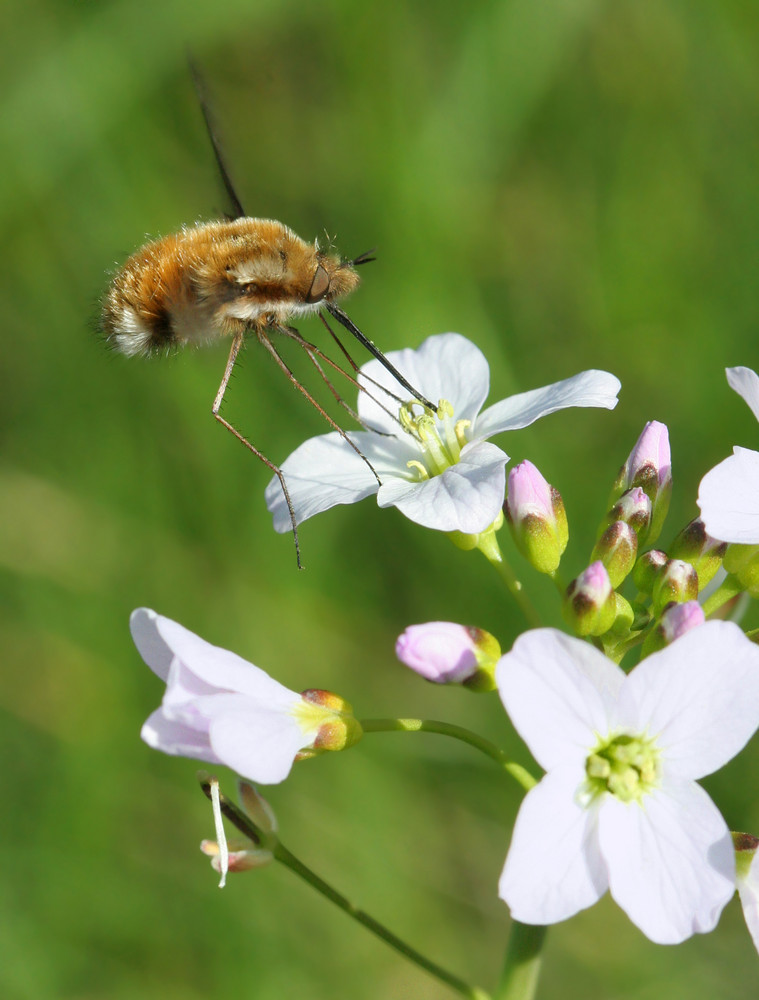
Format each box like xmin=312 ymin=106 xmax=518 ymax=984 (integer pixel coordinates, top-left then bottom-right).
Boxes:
xmin=376 ymin=440 xmax=508 ymax=533
xmin=737 ymin=850 xmax=759 ymax=953
xmin=496 ymin=629 xmax=624 ymax=771
xmin=145 ymin=614 xmax=298 ymax=705
xmin=357 ymin=333 xmax=491 ymax=434
xmin=598 ymin=777 xmax=734 ymax=944
xmin=396 ymin=622 xmax=479 ymax=683
xmin=499 ymin=765 xmax=608 ymax=924
xmin=131 ymin=608 xmax=175 ymax=681
xmin=727 ymin=366 xmax=759 ymax=423
xmin=698 ymin=447 xmax=759 ymax=544
xmin=619 ymin=620 xmax=759 ymax=779
xmin=140 ymin=708 xmax=221 ymax=763
xmin=209 ymin=708 xmax=312 ymax=784
xmin=474 ymin=370 xmax=621 ymax=440
xmin=624 ymin=421 xmax=671 ymax=488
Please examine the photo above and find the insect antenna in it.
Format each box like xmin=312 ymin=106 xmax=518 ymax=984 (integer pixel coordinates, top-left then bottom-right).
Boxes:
xmin=211 ymin=332 xmax=303 ymax=567
xmin=189 ymin=60 xmax=248 ymax=220
xmin=350 ymin=249 xmax=377 ymax=266
xmin=324 ymin=303 xmax=435 ymax=412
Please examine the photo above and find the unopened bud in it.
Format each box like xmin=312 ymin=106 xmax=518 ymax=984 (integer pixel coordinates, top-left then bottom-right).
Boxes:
xmin=632 ymin=549 xmax=668 ymax=594
xmin=395 ymin=621 xmax=501 ymax=691
xmin=563 ymin=561 xmax=617 ymax=637
xmin=642 ymin=600 xmax=705 ymax=655
xmin=591 ymin=520 xmax=638 ymax=587
xmin=669 ymin=518 xmax=727 ymax=590
xmin=607 ymin=487 xmax=652 ymax=538
xmin=504 ymin=460 xmax=568 ymax=575
xmin=294 ymin=690 xmax=363 ymax=757
xmin=651 ymin=559 xmax=699 ymax=615
xmin=612 ymin=421 xmax=672 ymax=544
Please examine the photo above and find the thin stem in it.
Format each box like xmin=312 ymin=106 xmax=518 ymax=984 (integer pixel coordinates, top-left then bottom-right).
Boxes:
xmin=702 ymin=574 xmax=743 ymax=618
xmin=199 ymin=777 xmax=490 ymax=1000
xmin=478 ymin=534 xmax=543 ymax=629
xmin=360 ymin=718 xmax=536 ymax=792
xmin=273 ymin=841 xmax=491 ymax=1000
xmin=493 ymin=922 xmax=547 ymax=1000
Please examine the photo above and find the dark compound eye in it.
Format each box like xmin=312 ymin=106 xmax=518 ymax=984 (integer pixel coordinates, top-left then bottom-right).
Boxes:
xmin=305 ymin=264 xmax=330 ymax=303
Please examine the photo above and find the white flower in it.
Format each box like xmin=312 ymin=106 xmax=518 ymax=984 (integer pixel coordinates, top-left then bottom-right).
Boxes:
xmin=495 ymin=623 xmax=759 ymax=944
xmin=265 ymin=333 xmax=621 ymax=535
xmin=133 ymin=608 xmax=361 ymax=784
xmin=699 ymin=367 xmax=759 ymax=542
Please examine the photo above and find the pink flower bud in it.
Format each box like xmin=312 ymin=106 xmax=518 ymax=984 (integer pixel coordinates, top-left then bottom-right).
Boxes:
xmin=608 ymin=487 xmax=652 ymax=536
xmin=651 ymin=559 xmax=699 ymax=614
xmin=613 ymin=422 xmax=672 ymax=544
xmin=505 ymin=460 xmax=568 ymax=575
xmin=395 ymin=622 xmax=501 ymax=690
xmin=591 ymin=520 xmax=638 ymax=587
xmin=563 ymin=561 xmax=617 ymax=637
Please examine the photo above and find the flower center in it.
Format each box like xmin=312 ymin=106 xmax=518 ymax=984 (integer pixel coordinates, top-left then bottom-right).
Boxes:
xmin=399 ymin=399 xmax=471 ymax=481
xmin=584 ymin=732 xmax=660 ymax=804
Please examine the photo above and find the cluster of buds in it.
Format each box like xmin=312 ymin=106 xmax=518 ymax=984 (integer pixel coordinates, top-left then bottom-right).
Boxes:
xmin=548 ymin=422 xmax=729 ymax=652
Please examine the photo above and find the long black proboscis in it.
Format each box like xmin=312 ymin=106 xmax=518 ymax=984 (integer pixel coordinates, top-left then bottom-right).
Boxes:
xmin=325 ymin=303 xmax=435 ymax=411
xmin=189 ymin=59 xmax=248 ymax=220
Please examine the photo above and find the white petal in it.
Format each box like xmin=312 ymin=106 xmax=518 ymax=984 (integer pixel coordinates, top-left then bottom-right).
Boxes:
xmin=140 ymin=707 xmax=221 ymax=763
xmin=376 ymin=441 xmax=508 ymax=532
xmin=698 ymin=447 xmax=759 ymax=543
xmin=598 ymin=777 xmax=734 ymax=944
xmin=140 ymin=612 xmax=297 ymax=705
xmin=209 ymin=708 xmax=310 ymax=784
xmin=131 ymin=608 xmax=174 ymax=681
xmin=474 ymin=370 xmax=621 ymax=440
xmin=738 ymin=850 xmax=759 ymax=953
xmin=499 ymin=765 xmax=608 ymax=924
xmin=265 ymin=430 xmax=420 ymax=532
xmin=620 ymin=620 xmax=759 ymax=779
xmin=727 ymin=366 xmax=759 ymax=423
xmin=357 ymin=333 xmax=491 ymax=433
xmin=496 ymin=629 xmax=624 ymax=771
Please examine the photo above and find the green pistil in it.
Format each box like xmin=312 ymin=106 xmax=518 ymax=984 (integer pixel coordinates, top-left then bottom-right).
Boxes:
xmin=585 ymin=733 xmax=660 ymax=803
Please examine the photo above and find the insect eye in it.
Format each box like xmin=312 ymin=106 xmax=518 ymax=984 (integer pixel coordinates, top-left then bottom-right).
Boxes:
xmin=305 ymin=264 xmax=330 ymax=303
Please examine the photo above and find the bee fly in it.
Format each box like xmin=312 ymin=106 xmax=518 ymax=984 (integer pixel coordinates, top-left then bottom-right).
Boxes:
xmin=101 ymin=71 xmax=434 ymax=567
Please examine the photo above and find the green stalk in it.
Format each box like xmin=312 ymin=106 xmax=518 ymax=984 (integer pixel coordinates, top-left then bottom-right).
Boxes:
xmin=360 ymin=718 xmax=536 ymax=791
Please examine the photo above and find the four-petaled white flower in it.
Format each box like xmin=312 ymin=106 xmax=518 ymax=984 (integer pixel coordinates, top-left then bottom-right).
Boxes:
xmin=265 ymin=333 xmax=621 ymax=535
xmin=699 ymin=366 xmax=759 ymax=542
xmin=133 ymin=608 xmax=361 ymax=784
xmin=495 ymin=623 xmax=759 ymax=943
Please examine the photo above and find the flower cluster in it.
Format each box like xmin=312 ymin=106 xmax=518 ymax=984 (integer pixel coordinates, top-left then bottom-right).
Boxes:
xmin=130 ymin=340 xmax=759 ymax=990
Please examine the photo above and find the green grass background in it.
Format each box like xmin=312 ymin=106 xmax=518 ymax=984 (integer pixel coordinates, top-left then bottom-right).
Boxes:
xmin=2 ymin=1 xmax=759 ymax=997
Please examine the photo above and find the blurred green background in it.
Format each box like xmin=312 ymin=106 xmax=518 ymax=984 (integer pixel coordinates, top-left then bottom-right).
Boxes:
xmin=3 ymin=0 xmax=759 ymax=997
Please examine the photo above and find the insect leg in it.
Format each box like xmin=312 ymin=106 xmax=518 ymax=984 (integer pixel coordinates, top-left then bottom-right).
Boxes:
xmin=212 ymin=332 xmax=302 ymax=569
xmin=260 ymin=327 xmax=382 ymax=487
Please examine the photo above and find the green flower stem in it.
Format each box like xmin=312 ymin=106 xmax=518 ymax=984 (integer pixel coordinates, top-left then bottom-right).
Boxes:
xmin=494 ymin=921 xmax=547 ymax=1000
xmin=701 ymin=574 xmax=743 ymax=618
xmin=273 ymin=841 xmax=491 ymax=1000
xmin=477 ymin=535 xmax=543 ymax=629
xmin=199 ymin=777 xmax=490 ymax=1000
xmin=360 ymin=718 xmax=536 ymax=792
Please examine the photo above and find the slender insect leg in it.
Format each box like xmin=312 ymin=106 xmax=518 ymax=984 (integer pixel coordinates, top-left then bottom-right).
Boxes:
xmin=212 ymin=332 xmax=302 ymax=569
xmin=276 ymin=325 xmax=363 ymax=425
xmin=260 ymin=328 xmax=382 ymax=487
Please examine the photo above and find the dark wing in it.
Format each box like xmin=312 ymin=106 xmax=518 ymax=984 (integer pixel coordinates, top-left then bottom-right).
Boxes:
xmin=189 ymin=58 xmax=248 ymax=220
